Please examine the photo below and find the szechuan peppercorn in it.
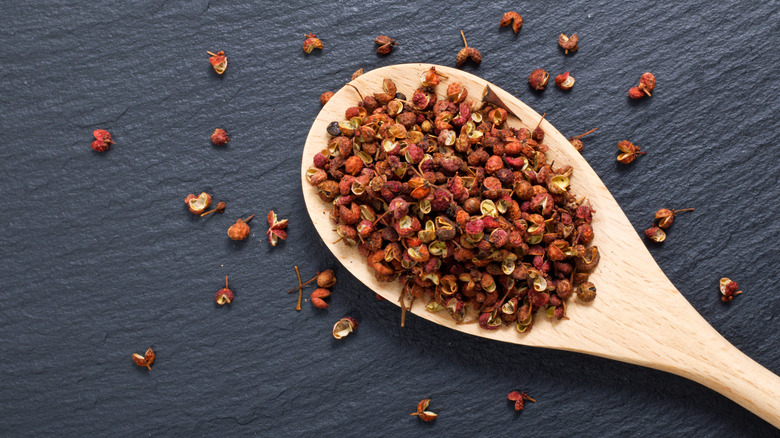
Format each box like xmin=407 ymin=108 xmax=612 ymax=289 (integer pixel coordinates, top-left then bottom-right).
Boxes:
xmin=307 ymin=73 xmax=600 ymax=333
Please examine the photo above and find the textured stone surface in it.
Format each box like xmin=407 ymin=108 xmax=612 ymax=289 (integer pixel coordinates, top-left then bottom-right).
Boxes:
xmin=0 ymin=0 xmax=778 ymax=436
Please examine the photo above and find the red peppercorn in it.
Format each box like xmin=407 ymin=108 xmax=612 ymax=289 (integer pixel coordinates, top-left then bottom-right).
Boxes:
xmin=207 ymin=51 xmax=227 ymax=75
xmin=302 ymin=33 xmax=323 ymax=53
xmin=210 ymin=128 xmax=230 ymax=146
xmin=499 ymin=11 xmax=523 ymax=33
xmin=555 ymin=72 xmax=575 ymax=90
xmin=215 ymin=276 xmax=234 ymax=305
xmin=91 ymin=129 xmax=114 ymax=152
xmin=528 ymin=69 xmax=550 ymax=91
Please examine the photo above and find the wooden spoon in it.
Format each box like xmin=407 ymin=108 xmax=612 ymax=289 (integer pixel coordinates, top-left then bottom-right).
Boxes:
xmin=301 ymin=63 xmax=780 ymax=427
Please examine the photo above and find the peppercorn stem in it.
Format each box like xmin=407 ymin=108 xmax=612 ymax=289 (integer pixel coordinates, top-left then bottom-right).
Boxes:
xmin=225 ymin=275 xmax=228 ymax=289
xmin=294 ymin=266 xmax=303 ymax=311
xmin=201 ymin=208 xmax=218 ymax=217
xmin=244 ymin=214 xmax=255 ymax=223
xmin=525 ymin=395 xmax=536 ymax=403
xmin=286 ymin=274 xmax=318 ymax=293
xmin=207 ymin=51 xmax=217 ymax=56
xmin=535 ymin=113 xmax=546 ymax=130
xmin=345 ymin=83 xmax=364 ymax=100
xmin=460 ymin=30 xmax=468 ymax=48
xmin=673 ymin=208 xmax=695 ymax=214
xmin=571 ymin=128 xmax=598 ymax=140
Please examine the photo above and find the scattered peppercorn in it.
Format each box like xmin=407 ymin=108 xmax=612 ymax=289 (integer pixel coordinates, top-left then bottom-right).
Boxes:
xmin=132 ymin=347 xmax=155 ymax=371
xmin=352 ymin=68 xmax=365 ymax=81
xmin=302 ymin=33 xmax=323 ymax=53
xmin=555 ymin=72 xmax=575 ymax=90
xmin=628 ymin=87 xmax=645 ymax=100
xmin=185 ymin=192 xmax=212 ymax=215
xmin=629 ymin=72 xmax=656 ymax=99
xmin=227 ymin=214 xmax=254 ymax=240
xmin=528 ymin=69 xmax=550 ymax=90
xmin=568 ymin=128 xmax=598 ymax=152
xmin=456 ymin=30 xmax=482 ymax=66
xmin=507 ymin=391 xmax=536 ymax=411
xmin=616 ymin=140 xmax=646 ymax=164
xmin=320 ymin=91 xmax=335 ymax=105
xmin=410 ymin=399 xmax=438 ymax=422
xmin=215 ymin=275 xmax=234 ymax=305
xmin=317 ymin=269 xmax=337 ymax=288
xmin=210 ymin=128 xmax=230 ymax=146
xmin=332 ymin=317 xmax=358 ymax=339
xmin=374 ymin=35 xmax=398 ymax=55
xmin=558 ymin=33 xmax=579 ymax=54
xmin=654 ymin=208 xmax=694 ymax=229
xmin=201 ymin=201 xmax=227 ymax=217
xmin=91 ymin=129 xmax=114 ymax=152
xmin=311 ymin=288 xmax=331 ymax=309
xmin=308 ymin=75 xmax=600 ymax=333
xmin=638 ymin=72 xmax=656 ymax=96
xmin=499 ymin=11 xmax=523 ymax=33
xmin=266 ymin=210 xmax=289 ymax=247
xmin=207 ymin=51 xmax=227 ymax=75
xmin=719 ymin=277 xmax=742 ymax=302
xmin=644 ymin=226 xmax=666 ymax=243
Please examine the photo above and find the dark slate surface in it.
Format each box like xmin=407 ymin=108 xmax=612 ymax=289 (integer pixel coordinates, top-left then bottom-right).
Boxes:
xmin=0 ymin=0 xmax=778 ymax=436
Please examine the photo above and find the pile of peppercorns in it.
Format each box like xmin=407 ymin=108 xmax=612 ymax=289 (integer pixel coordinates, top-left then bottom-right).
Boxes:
xmin=307 ymin=72 xmax=601 ymax=332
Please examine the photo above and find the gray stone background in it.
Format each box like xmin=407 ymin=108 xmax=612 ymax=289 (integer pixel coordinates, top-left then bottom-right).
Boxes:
xmin=0 ymin=0 xmax=778 ymax=436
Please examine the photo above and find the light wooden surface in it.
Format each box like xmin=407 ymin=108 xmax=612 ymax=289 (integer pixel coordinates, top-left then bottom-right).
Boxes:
xmin=301 ymin=63 xmax=780 ymax=427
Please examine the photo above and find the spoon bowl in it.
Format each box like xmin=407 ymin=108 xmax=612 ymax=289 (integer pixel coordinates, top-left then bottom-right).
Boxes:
xmin=301 ymin=63 xmax=780 ymax=426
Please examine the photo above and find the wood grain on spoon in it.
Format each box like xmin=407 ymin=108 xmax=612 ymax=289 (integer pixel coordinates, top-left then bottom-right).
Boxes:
xmin=301 ymin=63 xmax=780 ymax=427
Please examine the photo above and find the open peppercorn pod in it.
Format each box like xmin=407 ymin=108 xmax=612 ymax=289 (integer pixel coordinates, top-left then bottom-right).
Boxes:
xmin=301 ymin=64 xmax=780 ymax=427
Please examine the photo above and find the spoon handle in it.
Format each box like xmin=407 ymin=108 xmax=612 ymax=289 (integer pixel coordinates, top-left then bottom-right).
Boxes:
xmin=649 ymin=316 xmax=780 ymax=427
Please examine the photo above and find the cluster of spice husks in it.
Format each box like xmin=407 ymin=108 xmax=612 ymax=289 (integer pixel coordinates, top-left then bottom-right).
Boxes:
xmin=306 ymin=71 xmax=600 ymax=332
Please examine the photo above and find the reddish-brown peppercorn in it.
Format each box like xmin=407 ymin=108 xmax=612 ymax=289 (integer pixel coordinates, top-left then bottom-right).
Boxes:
xmin=628 ymin=86 xmax=645 ymax=99
xmin=207 ymin=50 xmax=227 ymax=74
xmin=320 ymin=91 xmax=334 ymax=105
xmin=302 ymin=33 xmax=323 ymax=53
xmin=499 ymin=11 xmax=523 ymax=33
xmin=228 ymin=214 xmax=254 ymax=240
xmin=654 ymin=208 xmax=694 ymax=229
xmin=558 ymin=33 xmax=579 ymax=54
xmin=210 ymin=128 xmax=230 ymax=146
xmin=91 ymin=129 xmax=115 ymax=152
xmin=528 ymin=69 xmax=550 ymax=90
xmin=374 ymin=35 xmax=397 ymax=55
xmin=132 ymin=347 xmax=155 ymax=371
xmin=332 ymin=317 xmax=358 ymax=339
xmin=456 ymin=30 xmax=481 ymax=66
xmin=317 ymin=269 xmax=337 ymax=288
xmin=215 ymin=276 xmax=234 ymax=305
xmin=266 ymin=210 xmax=288 ymax=246
xmin=351 ymin=68 xmax=364 ymax=81
xmin=577 ymin=282 xmax=597 ymax=301
xmin=186 ymin=192 xmax=212 ymax=215
xmin=311 ymin=288 xmax=331 ymax=309
xmin=507 ymin=391 xmax=536 ymax=411
xmin=616 ymin=140 xmax=647 ymax=164
xmin=719 ymin=277 xmax=742 ymax=302
xmin=568 ymin=128 xmax=598 ymax=152
xmin=644 ymin=226 xmax=666 ymax=243
xmin=638 ymin=72 xmax=656 ymax=96
xmin=410 ymin=398 xmax=438 ymax=422
xmin=555 ymin=72 xmax=575 ymax=90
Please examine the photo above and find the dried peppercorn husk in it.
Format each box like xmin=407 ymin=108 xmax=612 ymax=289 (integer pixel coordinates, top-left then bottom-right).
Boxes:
xmin=307 ymin=74 xmax=599 ymax=333
xmin=302 ymin=33 xmax=323 ymax=53
xmin=499 ymin=12 xmax=523 ymax=33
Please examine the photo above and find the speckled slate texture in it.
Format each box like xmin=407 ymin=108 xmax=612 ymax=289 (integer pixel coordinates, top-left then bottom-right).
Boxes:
xmin=0 ymin=0 xmax=778 ymax=436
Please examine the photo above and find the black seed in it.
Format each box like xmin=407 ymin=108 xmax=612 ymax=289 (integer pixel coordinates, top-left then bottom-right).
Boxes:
xmin=395 ymin=93 xmax=406 ymax=101
xmin=327 ymin=121 xmax=341 ymax=136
